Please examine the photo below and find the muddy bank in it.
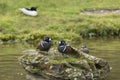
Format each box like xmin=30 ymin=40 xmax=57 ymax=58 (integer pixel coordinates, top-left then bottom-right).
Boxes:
xmin=81 ymin=8 xmax=120 ymax=15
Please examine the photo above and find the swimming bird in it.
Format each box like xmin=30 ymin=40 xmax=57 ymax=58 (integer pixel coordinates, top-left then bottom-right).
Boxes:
xmin=80 ymin=44 xmax=89 ymax=54
xmin=58 ymin=40 xmax=79 ymax=57
xmin=19 ymin=7 xmax=38 ymax=16
xmin=36 ymin=36 xmax=52 ymax=51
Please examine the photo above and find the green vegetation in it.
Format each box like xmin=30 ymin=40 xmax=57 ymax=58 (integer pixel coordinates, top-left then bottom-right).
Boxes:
xmin=0 ymin=0 xmax=120 ymax=43
xmin=50 ymin=57 xmax=87 ymax=64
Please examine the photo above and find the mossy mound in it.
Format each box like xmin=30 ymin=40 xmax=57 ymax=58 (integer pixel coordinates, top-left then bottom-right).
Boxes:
xmin=19 ymin=49 xmax=111 ymax=80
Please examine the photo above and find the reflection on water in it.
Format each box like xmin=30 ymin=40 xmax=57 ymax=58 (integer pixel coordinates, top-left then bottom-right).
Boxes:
xmin=0 ymin=39 xmax=120 ymax=80
xmin=0 ymin=43 xmax=33 ymax=80
xmin=26 ymin=73 xmax=47 ymax=80
xmin=81 ymin=39 xmax=120 ymax=80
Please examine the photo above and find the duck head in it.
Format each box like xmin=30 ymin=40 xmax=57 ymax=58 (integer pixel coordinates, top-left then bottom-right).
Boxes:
xmin=30 ymin=7 xmax=37 ymax=11
xmin=81 ymin=44 xmax=86 ymax=48
xmin=43 ymin=36 xmax=51 ymax=42
xmin=58 ymin=40 xmax=67 ymax=46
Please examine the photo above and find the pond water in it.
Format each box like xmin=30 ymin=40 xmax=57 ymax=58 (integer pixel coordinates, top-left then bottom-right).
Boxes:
xmin=0 ymin=39 xmax=120 ymax=80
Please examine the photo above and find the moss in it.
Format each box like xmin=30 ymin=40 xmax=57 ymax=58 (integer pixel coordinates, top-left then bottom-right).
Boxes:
xmin=50 ymin=57 xmax=80 ymax=64
xmin=19 ymin=50 xmax=111 ymax=80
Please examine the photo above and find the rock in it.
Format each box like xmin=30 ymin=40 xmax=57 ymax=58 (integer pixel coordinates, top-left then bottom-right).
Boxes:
xmin=19 ymin=50 xmax=111 ymax=80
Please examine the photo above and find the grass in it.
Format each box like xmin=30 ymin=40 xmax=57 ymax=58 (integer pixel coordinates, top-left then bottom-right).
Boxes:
xmin=0 ymin=0 xmax=120 ymax=43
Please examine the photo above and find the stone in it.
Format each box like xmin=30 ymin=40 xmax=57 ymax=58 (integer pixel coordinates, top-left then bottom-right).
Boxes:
xmin=19 ymin=49 xmax=111 ymax=80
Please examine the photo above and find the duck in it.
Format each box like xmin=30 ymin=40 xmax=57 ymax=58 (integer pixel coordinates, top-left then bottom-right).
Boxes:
xmin=58 ymin=40 xmax=79 ymax=57
xmin=80 ymin=44 xmax=89 ymax=54
xmin=19 ymin=7 xmax=38 ymax=16
xmin=36 ymin=36 xmax=52 ymax=51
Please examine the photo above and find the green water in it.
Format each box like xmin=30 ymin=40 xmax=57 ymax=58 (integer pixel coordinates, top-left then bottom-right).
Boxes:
xmin=0 ymin=39 xmax=120 ymax=80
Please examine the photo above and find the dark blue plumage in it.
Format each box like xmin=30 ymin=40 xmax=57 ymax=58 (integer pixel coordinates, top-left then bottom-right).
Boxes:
xmin=58 ymin=40 xmax=79 ymax=56
xmin=36 ymin=37 xmax=52 ymax=51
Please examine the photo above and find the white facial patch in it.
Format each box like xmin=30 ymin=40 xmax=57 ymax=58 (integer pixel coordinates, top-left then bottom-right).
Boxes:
xmin=59 ymin=41 xmax=61 ymax=44
xmin=49 ymin=38 xmax=51 ymax=41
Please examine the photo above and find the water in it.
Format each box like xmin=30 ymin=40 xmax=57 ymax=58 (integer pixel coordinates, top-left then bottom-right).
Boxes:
xmin=0 ymin=39 xmax=120 ymax=80
xmin=0 ymin=43 xmax=33 ymax=80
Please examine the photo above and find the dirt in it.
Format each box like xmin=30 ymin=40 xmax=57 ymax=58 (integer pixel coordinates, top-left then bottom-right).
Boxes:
xmin=81 ymin=8 xmax=120 ymax=15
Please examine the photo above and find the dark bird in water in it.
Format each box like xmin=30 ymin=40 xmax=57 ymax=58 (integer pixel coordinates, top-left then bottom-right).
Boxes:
xmin=58 ymin=40 xmax=79 ymax=57
xmin=36 ymin=36 xmax=52 ymax=51
xmin=19 ymin=7 xmax=38 ymax=16
xmin=80 ymin=44 xmax=89 ymax=54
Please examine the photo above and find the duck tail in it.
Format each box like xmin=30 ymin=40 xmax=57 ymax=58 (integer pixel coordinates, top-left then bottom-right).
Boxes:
xmin=68 ymin=47 xmax=80 ymax=57
xmin=18 ymin=8 xmax=24 ymax=12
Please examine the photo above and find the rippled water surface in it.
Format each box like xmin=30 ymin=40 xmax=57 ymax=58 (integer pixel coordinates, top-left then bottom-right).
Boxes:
xmin=0 ymin=39 xmax=120 ymax=80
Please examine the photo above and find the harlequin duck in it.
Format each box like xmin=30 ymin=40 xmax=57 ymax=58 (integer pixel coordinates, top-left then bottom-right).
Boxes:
xmin=58 ymin=40 xmax=79 ymax=57
xmin=19 ymin=7 xmax=38 ymax=16
xmin=36 ymin=36 xmax=52 ymax=51
xmin=80 ymin=44 xmax=89 ymax=54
